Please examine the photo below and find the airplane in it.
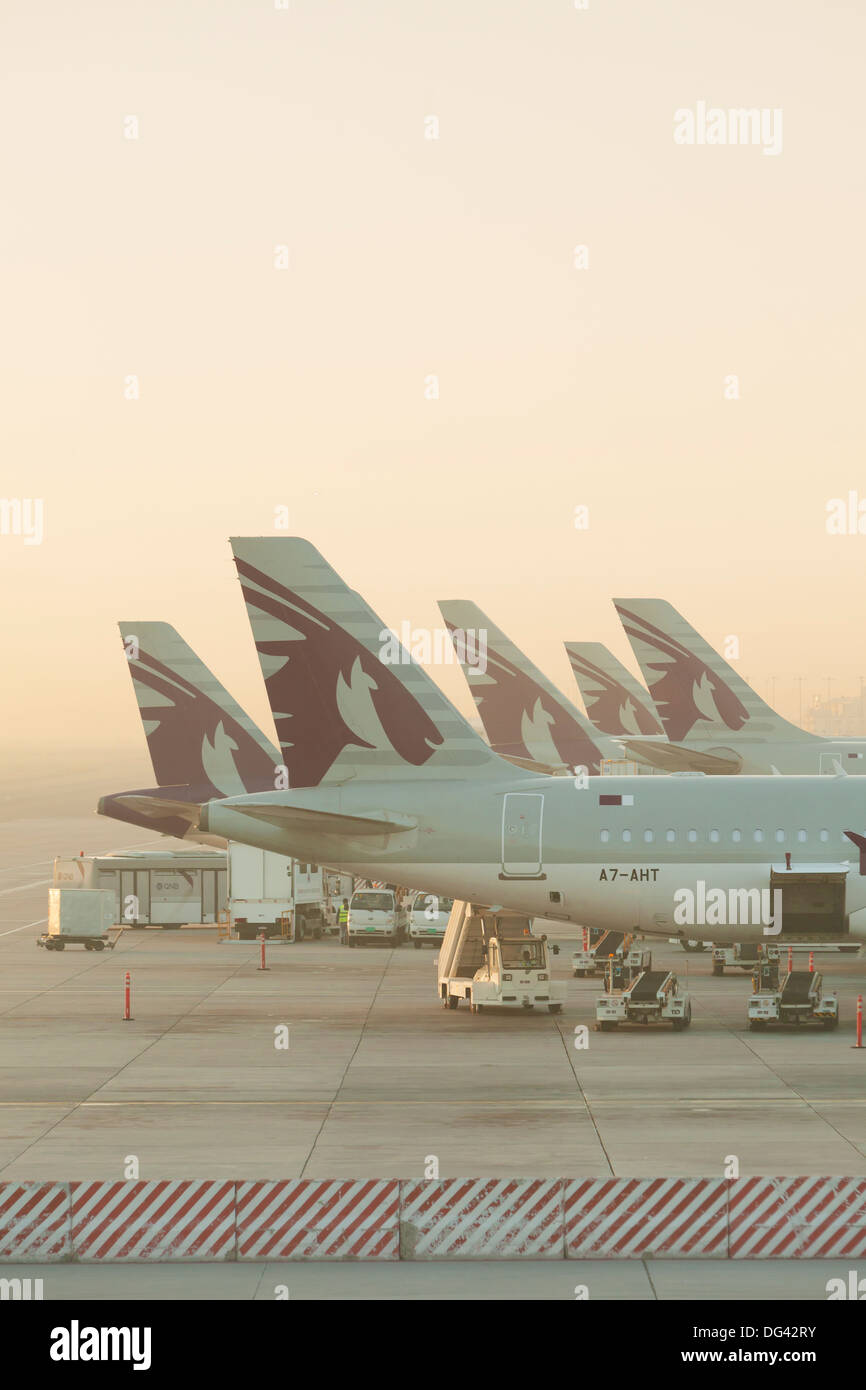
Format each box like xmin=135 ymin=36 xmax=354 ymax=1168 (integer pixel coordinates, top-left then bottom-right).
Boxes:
xmin=192 ymin=537 xmax=866 ymax=948
xmin=564 ymin=641 xmax=663 ymax=738
xmin=616 ymin=599 xmax=866 ymax=776
xmin=98 ymin=622 xmax=282 ymax=846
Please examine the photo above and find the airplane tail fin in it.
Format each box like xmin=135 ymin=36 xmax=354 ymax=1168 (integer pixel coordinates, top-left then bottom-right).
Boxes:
xmin=230 ymin=538 xmax=514 ymax=786
xmin=437 ymin=599 xmax=612 ymax=772
xmin=613 ymin=599 xmax=816 ymax=745
xmin=118 ymin=622 xmax=281 ymax=795
xmin=565 ymin=642 xmax=664 ymax=737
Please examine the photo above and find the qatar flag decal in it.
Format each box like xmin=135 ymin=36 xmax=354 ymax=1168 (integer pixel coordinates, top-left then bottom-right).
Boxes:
xmin=598 ymin=794 xmax=634 ymax=807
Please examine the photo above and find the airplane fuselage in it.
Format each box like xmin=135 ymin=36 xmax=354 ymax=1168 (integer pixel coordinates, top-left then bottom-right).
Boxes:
xmin=200 ymin=773 xmax=866 ymax=944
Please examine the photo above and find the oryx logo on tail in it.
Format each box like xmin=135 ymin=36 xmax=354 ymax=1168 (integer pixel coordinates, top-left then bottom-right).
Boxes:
xmin=126 ymin=645 xmax=276 ymax=793
xmin=444 ymin=620 xmax=602 ymax=771
xmin=235 ymin=558 xmax=444 ymax=786
xmin=566 ymin=648 xmax=661 ymax=737
xmin=615 ymin=604 xmax=748 ymax=741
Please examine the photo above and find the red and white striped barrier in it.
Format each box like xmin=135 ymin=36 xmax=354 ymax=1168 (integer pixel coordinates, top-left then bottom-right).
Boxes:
xmin=728 ymin=1178 xmax=866 ymax=1259
xmin=564 ymin=1178 xmax=729 ymax=1258
xmin=70 ymin=1180 xmax=236 ymax=1261
xmin=400 ymin=1179 xmax=564 ymax=1259
xmin=0 ymin=1183 xmax=70 ymax=1261
xmin=3 ymin=1177 xmax=866 ymax=1260
xmin=236 ymin=1180 xmax=399 ymax=1259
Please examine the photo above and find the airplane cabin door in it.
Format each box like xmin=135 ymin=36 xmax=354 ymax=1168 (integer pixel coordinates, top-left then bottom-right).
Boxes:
xmin=500 ymin=793 xmax=546 ymax=879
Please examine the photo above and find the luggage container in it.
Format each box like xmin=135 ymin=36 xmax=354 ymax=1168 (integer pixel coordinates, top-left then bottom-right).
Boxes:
xmin=38 ymin=889 xmax=116 ymax=951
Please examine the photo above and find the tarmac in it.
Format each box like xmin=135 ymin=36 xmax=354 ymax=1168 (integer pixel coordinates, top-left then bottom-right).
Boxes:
xmin=0 ymin=1258 xmax=858 ymax=1300
xmin=1 ymin=815 xmax=865 ymax=1182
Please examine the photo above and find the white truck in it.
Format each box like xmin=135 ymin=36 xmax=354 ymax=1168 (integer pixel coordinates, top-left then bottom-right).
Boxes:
xmin=346 ymin=888 xmax=408 ymax=947
xmin=228 ymin=843 xmax=326 ymax=940
xmin=409 ymin=892 xmax=453 ymax=948
xmin=38 ymin=889 xmax=115 ymax=951
xmin=437 ymin=902 xmax=565 ymax=1014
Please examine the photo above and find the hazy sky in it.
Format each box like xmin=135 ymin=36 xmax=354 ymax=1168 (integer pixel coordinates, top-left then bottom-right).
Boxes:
xmin=2 ymin=0 xmax=865 ymax=765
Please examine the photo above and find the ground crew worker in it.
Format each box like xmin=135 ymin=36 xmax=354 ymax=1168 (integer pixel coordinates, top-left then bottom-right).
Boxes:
xmin=338 ymin=899 xmax=350 ymax=945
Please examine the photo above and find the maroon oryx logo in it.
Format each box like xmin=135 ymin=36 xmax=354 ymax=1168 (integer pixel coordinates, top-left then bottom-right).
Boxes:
xmin=615 ymin=605 xmax=748 ymax=741
xmin=444 ymin=620 xmax=602 ymax=770
xmin=236 ymin=558 xmax=444 ymax=786
xmin=127 ymin=646 xmax=276 ymax=795
xmin=567 ymin=648 xmax=662 ymax=737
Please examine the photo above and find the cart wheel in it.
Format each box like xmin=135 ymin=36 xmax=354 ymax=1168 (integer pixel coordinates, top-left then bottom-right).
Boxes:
xmin=94 ymin=941 xmax=105 ymax=951
xmin=54 ymin=941 xmax=65 ymax=951
xmin=599 ymin=1020 xmax=617 ymax=1031
xmin=84 ymin=942 xmax=93 ymax=951
xmin=749 ymin=1020 xmax=767 ymax=1031
xmin=823 ymin=1015 xmax=839 ymax=1029
xmin=447 ymin=996 xmax=459 ymax=1009
xmin=711 ymin=963 xmax=724 ymax=977
xmin=549 ymin=1003 xmax=563 ymax=1014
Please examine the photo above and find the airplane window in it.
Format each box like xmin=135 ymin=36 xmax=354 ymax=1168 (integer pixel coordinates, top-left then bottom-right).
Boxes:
xmin=622 ymin=830 xmax=632 ymax=843
xmin=600 ymin=829 xmax=610 ymax=843
xmin=709 ymin=829 xmax=720 ymax=843
xmin=665 ymin=829 xmax=676 ymax=842
xmin=753 ymin=830 xmax=764 ymax=842
xmin=687 ymin=829 xmax=697 ymax=843
xmin=775 ymin=830 xmax=785 ymax=843
xmin=797 ymin=830 xmax=807 ymax=842
xmin=644 ymin=830 xmax=654 ymax=843
xmin=732 ymin=829 xmax=741 ymax=843
xmin=819 ymin=829 xmax=829 ymax=842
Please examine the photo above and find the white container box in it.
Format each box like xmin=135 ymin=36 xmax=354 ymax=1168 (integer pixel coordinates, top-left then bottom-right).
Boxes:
xmin=48 ymin=888 xmax=115 ymax=938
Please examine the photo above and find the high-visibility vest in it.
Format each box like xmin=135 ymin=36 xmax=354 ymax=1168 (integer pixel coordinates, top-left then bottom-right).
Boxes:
xmin=338 ymin=906 xmax=349 ymax=925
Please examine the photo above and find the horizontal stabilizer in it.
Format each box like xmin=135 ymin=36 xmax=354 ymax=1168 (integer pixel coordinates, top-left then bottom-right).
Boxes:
xmin=617 ymin=738 xmax=742 ymax=775
xmin=98 ymin=791 xmax=203 ymax=827
xmin=201 ymin=800 xmax=417 ymax=838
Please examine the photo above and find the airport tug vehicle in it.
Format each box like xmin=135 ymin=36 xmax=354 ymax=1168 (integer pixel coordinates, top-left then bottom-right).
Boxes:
xmin=596 ymin=958 xmax=692 ymax=1031
xmin=572 ymin=929 xmax=626 ymax=977
xmin=747 ymin=961 xmax=839 ymax=1032
xmin=438 ymin=903 xmax=565 ymax=1014
xmin=711 ymin=941 xmax=771 ymax=976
